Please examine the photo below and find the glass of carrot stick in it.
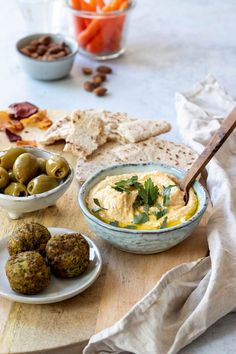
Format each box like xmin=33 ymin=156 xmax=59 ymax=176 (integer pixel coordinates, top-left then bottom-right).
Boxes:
xmin=66 ymin=0 xmax=135 ymax=60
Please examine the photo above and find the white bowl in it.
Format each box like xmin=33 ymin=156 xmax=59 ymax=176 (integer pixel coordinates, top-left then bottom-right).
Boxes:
xmin=0 ymin=147 xmax=73 ymax=220
xmin=16 ymin=33 xmax=78 ymax=81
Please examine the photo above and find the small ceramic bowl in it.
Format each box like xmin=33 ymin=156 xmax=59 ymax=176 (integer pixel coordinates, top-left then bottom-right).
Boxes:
xmin=78 ymin=163 xmax=208 ymax=254
xmin=0 ymin=147 xmax=74 ymax=220
xmin=16 ymin=33 xmax=78 ymax=80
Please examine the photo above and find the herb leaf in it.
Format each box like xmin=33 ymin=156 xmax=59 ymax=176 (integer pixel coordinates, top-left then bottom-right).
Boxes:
xmin=133 ymin=178 xmax=159 ymax=209
xmin=112 ymin=175 xmax=140 ymax=193
xmin=109 ymin=220 xmax=119 ymax=227
xmin=93 ymin=198 xmax=108 ymax=211
xmin=132 ymin=195 xmax=144 ymax=209
xmin=160 ymin=216 xmax=168 ymax=229
xmin=163 ymin=185 xmax=176 ymax=206
xmin=133 ymin=212 xmax=149 ymax=224
xmin=126 ymin=225 xmax=137 ymax=229
xmin=154 ymin=208 xmax=168 ymax=220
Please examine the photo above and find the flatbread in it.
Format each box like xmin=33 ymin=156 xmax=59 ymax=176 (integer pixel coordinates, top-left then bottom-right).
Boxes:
xmin=41 ymin=109 xmax=171 ymax=149
xmin=41 ymin=114 xmax=72 ymax=145
xmin=63 ymin=110 xmax=107 ymax=159
xmin=76 ymin=137 xmax=198 ymax=184
xmin=116 ymin=120 xmax=171 ymax=143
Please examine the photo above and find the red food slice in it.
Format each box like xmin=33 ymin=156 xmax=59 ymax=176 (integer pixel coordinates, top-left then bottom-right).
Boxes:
xmin=9 ymin=102 xmax=39 ymax=120
xmin=5 ymin=128 xmax=22 ymax=142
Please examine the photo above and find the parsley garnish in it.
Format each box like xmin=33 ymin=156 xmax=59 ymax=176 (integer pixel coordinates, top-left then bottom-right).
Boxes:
xmin=112 ymin=175 xmax=140 ymax=193
xmin=93 ymin=198 xmax=108 ymax=212
xmin=163 ymin=185 xmax=176 ymax=206
xmin=160 ymin=216 xmax=168 ymax=229
xmin=133 ymin=212 xmax=149 ymax=224
xmin=126 ymin=225 xmax=137 ymax=229
xmin=133 ymin=178 xmax=159 ymax=209
xmin=154 ymin=208 xmax=168 ymax=220
xmin=109 ymin=220 xmax=119 ymax=227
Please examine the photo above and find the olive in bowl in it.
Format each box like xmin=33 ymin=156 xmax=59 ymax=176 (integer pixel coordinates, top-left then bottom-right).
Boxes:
xmin=0 ymin=147 xmax=73 ymax=220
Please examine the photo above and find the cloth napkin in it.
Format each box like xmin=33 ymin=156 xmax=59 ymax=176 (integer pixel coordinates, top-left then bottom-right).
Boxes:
xmin=83 ymin=75 xmax=236 ymax=354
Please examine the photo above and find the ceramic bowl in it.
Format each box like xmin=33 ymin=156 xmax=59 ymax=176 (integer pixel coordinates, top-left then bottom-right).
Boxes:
xmin=78 ymin=163 xmax=208 ymax=254
xmin=0 ymin=147 xmax=73 ymax=220
xmin=16 ymin=33 xmax=78 ymax=80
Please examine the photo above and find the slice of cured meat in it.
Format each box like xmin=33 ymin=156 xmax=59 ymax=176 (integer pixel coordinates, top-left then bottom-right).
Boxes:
xmin=9 ymin=102 xmax=38 ymax=120
xmin=5 ymin=128 xmax=22 ymax=142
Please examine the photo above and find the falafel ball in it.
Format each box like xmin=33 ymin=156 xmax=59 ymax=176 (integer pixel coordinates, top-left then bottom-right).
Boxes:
xmin=8 ymin=222 xmax=51 ymax=257
xmin=5 ymin=251 xmax=51 ymax=295
xmin=46 ymin=233 xmax=90 ymax=278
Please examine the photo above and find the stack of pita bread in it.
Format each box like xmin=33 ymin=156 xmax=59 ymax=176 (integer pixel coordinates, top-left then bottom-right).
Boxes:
xmin=41 ymin=109 xmax=197 ymax=183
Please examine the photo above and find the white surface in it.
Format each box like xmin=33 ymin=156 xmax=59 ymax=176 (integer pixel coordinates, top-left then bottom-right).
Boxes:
xmin=1 ymin=0 xmax=236 ymax=352
xmin=0 ymin=227 xmax=102 ymax=304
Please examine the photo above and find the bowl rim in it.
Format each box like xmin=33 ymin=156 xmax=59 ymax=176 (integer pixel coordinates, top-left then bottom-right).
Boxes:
xmin=0 ymin=146 xmax=74 ymax=201
xmin=66 ymin=0 xmax=136 ymax=18
xmin=16 ymin=33 xmax=78 ymax=64
xmin=78 ymin=162 xmax=209 ymax=234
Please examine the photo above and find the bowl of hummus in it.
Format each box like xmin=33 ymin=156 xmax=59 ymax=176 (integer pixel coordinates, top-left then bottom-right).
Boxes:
xmin=78 ymin=163 xmax=208 ymax=254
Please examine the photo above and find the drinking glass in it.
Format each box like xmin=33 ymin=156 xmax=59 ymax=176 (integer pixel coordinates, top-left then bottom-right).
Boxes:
xmin=16 ymin=0 xmax=64 ymax=33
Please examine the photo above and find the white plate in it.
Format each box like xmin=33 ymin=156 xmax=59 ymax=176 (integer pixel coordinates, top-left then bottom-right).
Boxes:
xmin=0 ymin=227 xmax=102 ymax=304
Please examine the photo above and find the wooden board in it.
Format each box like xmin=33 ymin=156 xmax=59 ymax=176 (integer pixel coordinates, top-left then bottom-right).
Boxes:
xmin=0 ymin=128 xmax=209 ymax=354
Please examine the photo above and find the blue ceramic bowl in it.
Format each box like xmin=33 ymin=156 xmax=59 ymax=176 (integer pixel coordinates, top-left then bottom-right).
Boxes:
xmin=16 ymin=33 xmax=78 ymax=81
xmin=78 ymin=163 xmax=208 ymax=254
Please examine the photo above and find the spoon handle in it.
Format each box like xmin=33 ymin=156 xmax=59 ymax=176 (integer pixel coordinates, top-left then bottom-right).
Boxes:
xmin=180 ymin=106 xmax=236 ymax=197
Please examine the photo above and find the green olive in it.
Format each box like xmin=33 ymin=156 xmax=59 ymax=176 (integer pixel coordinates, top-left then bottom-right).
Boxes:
xmin=8 ymin=170 xmax=17 ymax=182
xmin=37 ymin=158 xmax=46 ymax=173
xmin=0 ymin=147 xmax=26 ymax=170
xmin=0 ymin=167 xmax=10 ymax=189
xmin=13 ymin=153 xmax=39 ymax=184
xmin=4 ymin=182 xmax=28 ymax=197
xmin=27 ymin=175 xmax=59 ymax=195
xmin=46 ymin=155 xmax=70 ymax=180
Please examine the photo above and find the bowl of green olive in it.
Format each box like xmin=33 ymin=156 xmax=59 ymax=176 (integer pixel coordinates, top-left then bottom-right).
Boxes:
xmin=0 ymin=147 xmax=73 ymax=219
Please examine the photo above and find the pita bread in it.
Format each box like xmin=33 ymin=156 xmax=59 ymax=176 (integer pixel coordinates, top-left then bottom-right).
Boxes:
xmin=41 ymin=114 xmax=72 ymax=145
xmin=41 ymin=109 xmax=171 ymax=149
xmin=76 ymin=137 xmax=198 ymax=183
xmin=63 ymin=110 xmax=107 ymax=159
xmin=116 ymin=120 xmax=171 ymax=143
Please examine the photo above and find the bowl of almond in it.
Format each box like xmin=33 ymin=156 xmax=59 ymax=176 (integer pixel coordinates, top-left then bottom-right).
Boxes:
xmin=16 ymin=33 xmax=78 ymax=81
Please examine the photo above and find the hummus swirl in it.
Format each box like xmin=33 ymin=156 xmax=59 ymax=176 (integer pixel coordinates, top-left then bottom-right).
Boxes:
xmin=87 ymin=171 xmax=198 ymax=230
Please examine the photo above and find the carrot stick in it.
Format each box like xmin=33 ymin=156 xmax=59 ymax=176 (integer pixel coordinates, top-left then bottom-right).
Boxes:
xmin=71 ymin=0 xmax=82 ymax=9
xmin=86 ymin=17 xmax=118 ymax=53
xmin=80 ymin=0 xmax=93 ymax=11
xmin=73 ymin=15 xmax=86 ymax=35
xmin=86 ymin=34 xmax=104 ymax=54
xmin=119 ymin=0 xmax=129 ymax=10
xmin=78 ymin=0 xmax=128 ymax=49
xmin=96 ymin=0 xmax=105 ymax=9
xmin=80 ymin=0 xmax=94 ymax=26
xmin=78 ymin=19 xmax=105 ymax=46
xmin=90 ymin=0 xmax=97 ymax=11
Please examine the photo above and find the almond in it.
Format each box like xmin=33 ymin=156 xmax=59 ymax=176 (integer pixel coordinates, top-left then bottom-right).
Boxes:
xmin=93 ymin=87 xmax=108 ymax=97
xmin=82 ymin=67 xmax=93 ymax=75
xmin=96 ymin=65 xmax=112 ymax=74
xmin=83 ymin=81 xmax=96 ymax=92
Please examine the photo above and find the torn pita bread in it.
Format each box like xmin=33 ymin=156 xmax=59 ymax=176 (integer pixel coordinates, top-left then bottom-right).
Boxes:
xmin=41 ymin=109 xmax=171 ymax=150
xmin=41 ymin=114 xmax=72 ymax=145
xmin=116 ymin=120 xmax=171 ymax=143
xmin=76 ymin=137 xmax=198 ymax=184
xmin=63 ymin=110 xmax=107 ymax=159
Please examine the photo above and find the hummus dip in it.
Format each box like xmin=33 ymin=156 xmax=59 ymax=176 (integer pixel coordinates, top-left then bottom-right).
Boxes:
xmin=87 ymin=171 xmax=198 ymax=230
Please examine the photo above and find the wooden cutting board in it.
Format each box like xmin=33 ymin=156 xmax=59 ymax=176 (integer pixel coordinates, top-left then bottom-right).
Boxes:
xmin=0 ymin=124 xmax=209 ymax=354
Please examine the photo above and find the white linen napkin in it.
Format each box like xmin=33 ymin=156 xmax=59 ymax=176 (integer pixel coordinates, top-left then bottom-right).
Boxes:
xmin=83 ymin=75 xmax=236 ymax=354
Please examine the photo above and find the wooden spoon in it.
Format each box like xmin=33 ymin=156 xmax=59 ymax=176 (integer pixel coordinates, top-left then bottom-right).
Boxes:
xmin=179 ymin=106 xmax=236 ymax=202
